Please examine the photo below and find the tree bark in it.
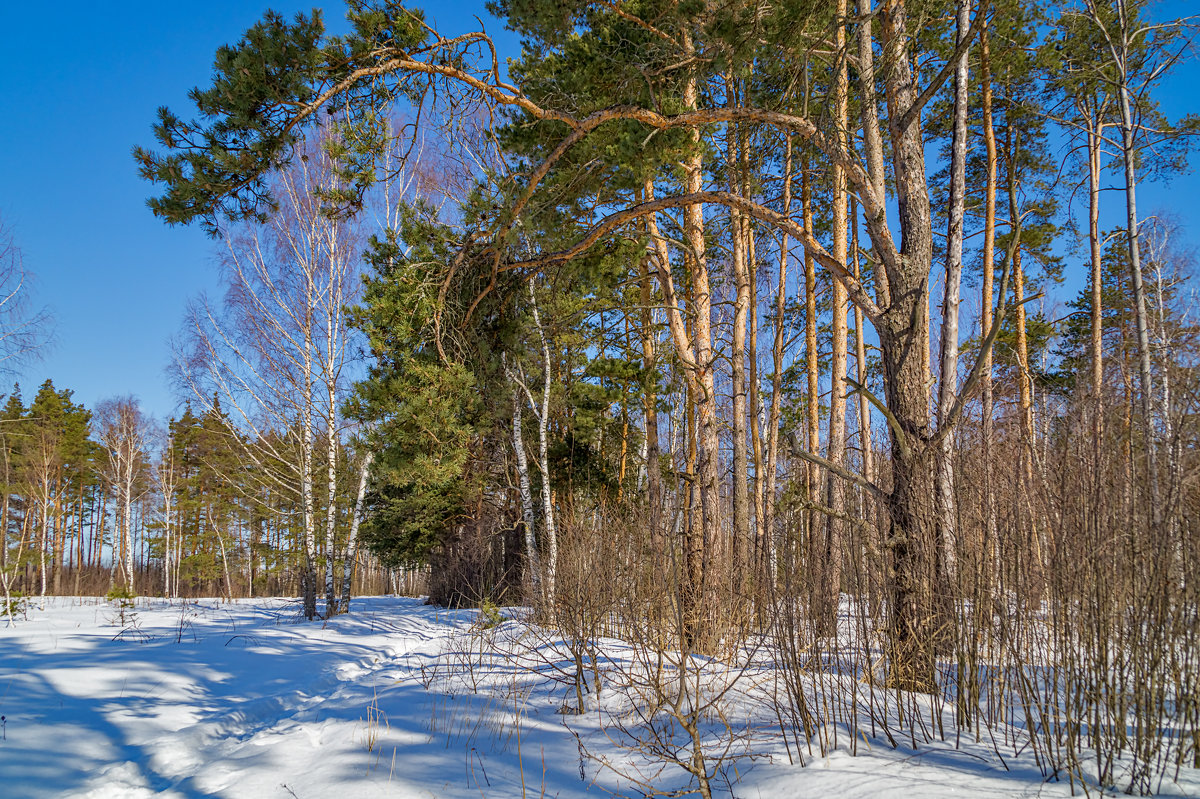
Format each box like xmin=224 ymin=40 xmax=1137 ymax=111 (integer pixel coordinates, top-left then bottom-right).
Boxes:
xmin=341 ymin=450 xmax=372 ymax=612
xmin=979 ymin=20 xmax=998 ymax=586
xmin=877 ymin=0 xmax=940 ymax=691
xmin=802 ymin=163 xmax=820 ymax=559
xmin=682 ymin=28 xmax=719 ymax=646
xmin=935 ymin=0 xmax=972 ymax=585
xmin=726 ymin=78 xmax=751 ymax=597
xmin=510 ymin=378 xmax=540 ymax=592
xmin=821 ymin=0 xmax=851 ymax=634
xmin=1116 ymin=65 xmax=1161 ymax=529
xmin=764 ymin=135 xmax=792 ymax=582
xmin=638 ymin=195 xmax=663 ymax=558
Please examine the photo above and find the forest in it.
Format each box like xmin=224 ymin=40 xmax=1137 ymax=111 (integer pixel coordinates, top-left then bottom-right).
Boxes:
xmin=2 ymin=0 xmax=1199 ymax=795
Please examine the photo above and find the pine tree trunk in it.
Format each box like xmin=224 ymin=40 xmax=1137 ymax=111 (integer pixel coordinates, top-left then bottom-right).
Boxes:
xmin=802 ymin=164 xmax=820 ymax=558
xmin=851 ymin=199 xmax=873 ymax=488
xmin=876 ymin=0 xmax=941 ymax=691
xmin=1086 ymin=117 xmax=1105 ymax=406
xmin=725 ymin=82 xmax=751 ymax=597
xmin=682 ymin=29 xmax=719 ymax=647
xmin=747 ymin=227 xmax=766 ymax=590
xmin=764 ymin=136 xmax=793 ymax=581
xmin=979 ymin=21 xmax=998 ymax=587
xmin=822 ymin=0 xmax=850 ymax=634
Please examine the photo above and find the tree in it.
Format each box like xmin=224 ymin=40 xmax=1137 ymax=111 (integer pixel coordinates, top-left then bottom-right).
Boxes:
xmin=0 ymin=217 xmax=52 ymax=372
xmin=1073 ymin=0 xmax=1197 ymax=528
xmin=172 ymin=130 xmax=365 ymax=619
xmin=24 ymin=380 xmax=92 ymax=597
xmin=0 ymin=386 xmax=28 ymax=620
xmin=139 ymin=0 xmax=1142 ymax=690
xmin=94 ymin=397 xmax=154 ymax=593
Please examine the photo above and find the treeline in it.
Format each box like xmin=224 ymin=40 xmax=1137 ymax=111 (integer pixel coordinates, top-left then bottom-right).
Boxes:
xmin=0 ymin=382 xmax=392 ymax=607
xmin=127 ymin=0 xmax=1200 ymax=792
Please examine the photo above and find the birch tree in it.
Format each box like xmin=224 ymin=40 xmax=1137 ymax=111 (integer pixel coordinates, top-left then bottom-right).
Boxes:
xmin=173 ymin=131 xmax=364 ymax=619
xmin=95 ymin=397 xmax=154 ymax=594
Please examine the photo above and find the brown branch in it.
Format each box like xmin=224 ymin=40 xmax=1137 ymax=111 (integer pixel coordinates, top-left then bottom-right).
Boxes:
xmin=591 ymin=1 xmax=680 ymax=46
xmin=788 ymin=435 xmax=888 ymax=500
xmin=506 ymin=190 xmax=885 ymax=323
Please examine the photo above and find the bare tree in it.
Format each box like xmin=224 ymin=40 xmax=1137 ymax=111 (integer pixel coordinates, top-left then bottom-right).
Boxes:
xmin=95 ymin=397 xmax=154 ymax=594
xmin=0 ymin=217 xmax=52 ymax=372
xmin=154 ymin=437 xmax=180 ymax=598
xmin=173 ymin=130 xmax=365 ymax=620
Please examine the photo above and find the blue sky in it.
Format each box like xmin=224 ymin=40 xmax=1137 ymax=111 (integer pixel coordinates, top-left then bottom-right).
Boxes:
xmin=0 ymin=1 xmax=1196 ymax=423
xmin=0 ymin=1 xmax=512 ymax=422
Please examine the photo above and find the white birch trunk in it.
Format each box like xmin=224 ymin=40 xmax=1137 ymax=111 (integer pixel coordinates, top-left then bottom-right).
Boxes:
xmin=935 ymin=0 xmax=972 ymax=582
xmin=510 ymin=380 xmax=540 ymax=592
xmin=530 ymin=283 xmax=557 ymax=603
xmin=341 ymin=450 xmax=373 ymax=612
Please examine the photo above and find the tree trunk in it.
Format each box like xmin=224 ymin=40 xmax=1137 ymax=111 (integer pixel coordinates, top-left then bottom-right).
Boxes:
xmin=876 ymin=0 xmax=940 ymax=691
xmin=822 ymin=0 xmax=851 ymax=635
xmin=1086 ymin=114 xmax=1105 ymax=406
xmin=851 ymin=198 xmax=873 ymax=488
xmin=529 ymin=283 xmax=558 ymax=604
xmin=725 ymin=81 xmax=751 ymax=597
xmin=764 ymin=135 xmax=793 ymax=581
xmin=325 ymin=397 xmax=339 ymax=615
xmin=124 ymin=460 xmax=135 ymax=593
xmin=341 ymin=451 xmax=372 ymax=612
xmin=935 ymin=0 xmax=971 ymax=585
xmin=639 ymin=221 xmax=663 ymax=559
xmin=301 ymin=285 xmax=318 ymax=620
xmin=1117 ymin=75 xmax=1161 ymax=529
xmin=511 ymin=381 xmax=540 ymax=591
xmin=802 ymin=163 xmax=820 ymax=557
xmin=979 ymin=20 xmax=998 ymax=587
xmin=682 ymin=29 xmax=719 ymax=647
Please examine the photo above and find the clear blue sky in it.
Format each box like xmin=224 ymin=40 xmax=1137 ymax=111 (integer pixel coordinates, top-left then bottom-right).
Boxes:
xmin=0 ymin=1 xmax=1196 ymax=423
xmin=0 ymin=1 xmax=512 ymax=423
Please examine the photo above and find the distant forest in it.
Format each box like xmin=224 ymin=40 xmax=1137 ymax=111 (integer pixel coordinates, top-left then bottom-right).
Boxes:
xmin=0 ymin=383 xmax=393 ymax=605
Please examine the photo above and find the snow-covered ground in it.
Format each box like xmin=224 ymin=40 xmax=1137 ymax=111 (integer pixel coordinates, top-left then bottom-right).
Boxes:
xmin=1 ymin=596 xmax=1195 ymax=798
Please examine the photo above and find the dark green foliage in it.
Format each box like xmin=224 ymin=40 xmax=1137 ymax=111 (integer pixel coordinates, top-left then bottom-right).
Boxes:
xmin=135 ymin=3 xmax=431 ymax=233
xmin=1054 ymin=229 xmax=1196 ymax=393
xmin=347 ymin=199 xmax=495 ymax=568
xmin=166 ymin=404 xmax=245 ymax=586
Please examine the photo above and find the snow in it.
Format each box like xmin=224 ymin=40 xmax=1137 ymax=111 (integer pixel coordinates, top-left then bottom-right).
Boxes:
xmin=1 ymin=596 xmax=1196 ymax=798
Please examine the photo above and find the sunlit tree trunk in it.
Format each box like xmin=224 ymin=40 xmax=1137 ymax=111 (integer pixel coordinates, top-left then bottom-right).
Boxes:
xmin=935 ymin=0 xmax=972 ymax=584
xmin=726 ymin=76 xmax=751 ymax=594
xmin=822 ymin=0 xmax=851 ymax=632
xmin=764 ymin=136 xmax=793 ymax=581
xmin=341 ymin=450 xmax=372 ymax=612
xmin=979 ymin=21 xmax=998 ymax=580
xmin=682 ymin=28 xmax=719 ymax=644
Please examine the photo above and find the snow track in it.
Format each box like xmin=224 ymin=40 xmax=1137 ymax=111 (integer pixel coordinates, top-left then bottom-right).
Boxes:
xmin=0 ymin=597 xmax=482 ymax=799
xmin=3 ymin=597 xmax=1197 ymax=798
